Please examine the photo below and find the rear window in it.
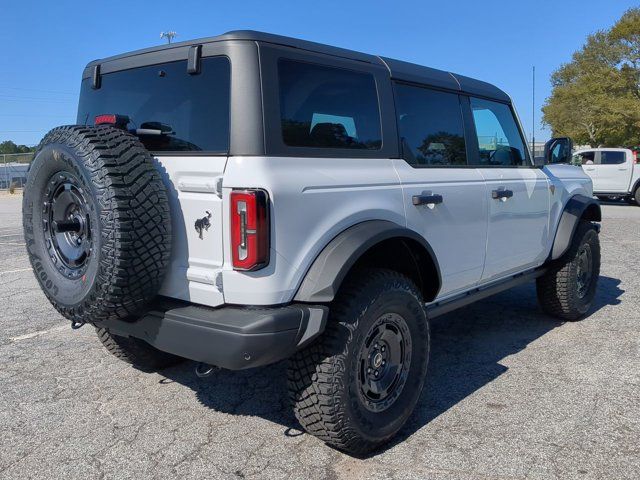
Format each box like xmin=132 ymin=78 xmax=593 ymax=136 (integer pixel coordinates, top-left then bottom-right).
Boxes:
xmin=278 ymin=59 xmax=382 ymax=150
xmin=77 ymin=57 xmax=230 ymax=153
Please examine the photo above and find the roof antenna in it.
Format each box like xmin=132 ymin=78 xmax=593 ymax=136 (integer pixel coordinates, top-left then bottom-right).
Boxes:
xmin=160 ymin=31 xmax=178 ymax=44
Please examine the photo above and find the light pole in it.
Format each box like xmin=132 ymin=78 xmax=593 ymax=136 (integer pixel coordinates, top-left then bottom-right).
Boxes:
xmin=160 ymin=31 xmax=177 ymax=44
xmin=532 ymin=66 xmax=536 ymax=159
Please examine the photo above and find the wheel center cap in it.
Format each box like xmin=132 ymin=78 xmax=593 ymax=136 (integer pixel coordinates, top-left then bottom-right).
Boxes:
xmin=372 ymin=352 xmax=383 ymax=369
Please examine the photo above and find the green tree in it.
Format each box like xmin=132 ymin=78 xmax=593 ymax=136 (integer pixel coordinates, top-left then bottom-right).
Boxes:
xmin=542 ymin=8 xmax=640 ymax=147
xmin=0 ymin=140 xmax=36 ymax=154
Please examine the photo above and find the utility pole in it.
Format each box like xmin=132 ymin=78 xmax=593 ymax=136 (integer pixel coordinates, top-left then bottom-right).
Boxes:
xmin=532 ymin=66 xmax=536 ymax=159
xmin=160 ymin=31 xmax=177 ymax=44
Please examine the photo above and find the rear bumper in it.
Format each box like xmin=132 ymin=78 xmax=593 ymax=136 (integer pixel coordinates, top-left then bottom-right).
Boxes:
xmin=94 ymin=300 xmax=328 ymax=370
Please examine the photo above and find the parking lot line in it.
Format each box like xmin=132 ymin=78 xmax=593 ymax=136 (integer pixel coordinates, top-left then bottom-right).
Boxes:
xmin=9 ymin=324 xmax=68 ymax=342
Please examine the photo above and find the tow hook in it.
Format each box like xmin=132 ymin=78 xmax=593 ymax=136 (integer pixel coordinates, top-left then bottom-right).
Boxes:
xmin=195 ymin=362 xmax=219 ymax=378
xmin=70 ymin=320 xmax=85 ymax=330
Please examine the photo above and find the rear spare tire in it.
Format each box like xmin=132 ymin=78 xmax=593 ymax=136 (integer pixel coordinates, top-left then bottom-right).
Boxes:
xmin=22 ymin=125 xmax=171 ymax=324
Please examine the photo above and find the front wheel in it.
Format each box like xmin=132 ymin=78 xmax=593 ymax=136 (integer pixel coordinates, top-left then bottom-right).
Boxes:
xmin=633 ymin=186 xmax=640 ymax=207
xmin=287 ymin=269 xmax=430 ymax=455
xmin=537 ymin=221 xmax=600 ymax=320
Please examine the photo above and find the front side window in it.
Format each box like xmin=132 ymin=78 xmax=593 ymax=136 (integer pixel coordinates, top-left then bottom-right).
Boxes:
xmin=573 ymin=151 xmax=596 ymax=165
xmin=600 ymin=151 xmax=625 ymax=165
xmin=278 ymin=59 xmax=382 ymax=150
xmin=394 ymin=84 xmax=466 ymax=167
xmin=77 ymin=57 xmax=230 ymax=152
xmin=469 ymin=98 xmax=529 ymax=166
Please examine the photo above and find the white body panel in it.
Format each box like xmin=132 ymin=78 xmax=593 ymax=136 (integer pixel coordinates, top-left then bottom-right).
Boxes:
xmin=154 ymin=154 xmax=594 ymax=308
xmin=392 ymin=160 xmax=488 ymax=297
xmin=578 ymin=148 xmax=638 ymax=194
xmin=220 ymin=156 xmax=405 ymax=305
xmin=478 ymin=168 xmax=550 ymax=280
xmin=155 ymin=156 xmax=227 ymax=307
xmin=544 ymin=164 xmax=594 ymax=231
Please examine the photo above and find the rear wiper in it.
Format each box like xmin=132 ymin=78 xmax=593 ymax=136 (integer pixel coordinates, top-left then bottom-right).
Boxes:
xmin=134 ymin=121 xmax=174 ymax=136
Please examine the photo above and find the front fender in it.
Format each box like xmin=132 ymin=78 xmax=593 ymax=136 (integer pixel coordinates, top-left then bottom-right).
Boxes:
xmin=550 ymin=194 xmax=601 ymax=260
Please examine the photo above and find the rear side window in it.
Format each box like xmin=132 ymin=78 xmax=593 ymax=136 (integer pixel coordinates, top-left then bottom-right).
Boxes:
xmin=394 ymin=83 xmax=466 ymax=166
xmin=278 ymin=59 xmax=382 ymax=150
xmin=469 ymin=98 xmax=529 ymax=166
xmin=77 ymin=57 xmax=230 ymax=152
xmin=600 ymin=151 xmax=625 ymax=165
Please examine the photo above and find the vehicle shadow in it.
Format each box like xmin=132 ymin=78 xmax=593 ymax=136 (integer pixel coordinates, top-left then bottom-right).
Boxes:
xmin=158 ymin=276 xmax=624 ymax=455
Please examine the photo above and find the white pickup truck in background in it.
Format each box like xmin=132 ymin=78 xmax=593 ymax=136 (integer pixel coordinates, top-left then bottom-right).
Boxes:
xmin=574 ymin=148 xmax=640 ymax=206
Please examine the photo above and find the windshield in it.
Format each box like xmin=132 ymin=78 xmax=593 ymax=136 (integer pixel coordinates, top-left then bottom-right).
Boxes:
xmin=77 ymin=57 xmax=230 ymax=153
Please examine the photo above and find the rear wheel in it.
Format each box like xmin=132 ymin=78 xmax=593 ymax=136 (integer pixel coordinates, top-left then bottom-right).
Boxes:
xmin=96 ymin=328 xmax=183 ymax=371
xmin=287 ymin=269 xmax=429 ymax=455
xmin=536 ymin=221 xmax=600 ymax=320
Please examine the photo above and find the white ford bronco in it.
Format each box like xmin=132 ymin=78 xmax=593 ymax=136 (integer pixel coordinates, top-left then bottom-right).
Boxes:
xmin=573 ymin=148 xmax=640 ymax=205
xmin=23 ymin=31 xmax=601 ymax=455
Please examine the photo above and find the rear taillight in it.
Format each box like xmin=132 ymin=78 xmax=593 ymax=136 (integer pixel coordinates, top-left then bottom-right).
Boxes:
xmin=230 ymin=189 xmax=269 ymax=271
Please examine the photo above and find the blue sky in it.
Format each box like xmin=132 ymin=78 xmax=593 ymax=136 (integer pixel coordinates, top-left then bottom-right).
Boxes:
xmin=0 ymin=0 xmax=634 ymax=146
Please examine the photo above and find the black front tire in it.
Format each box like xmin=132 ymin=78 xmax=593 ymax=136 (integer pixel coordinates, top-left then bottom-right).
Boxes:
xmin=288 ymin=269 xmax=430 ymax=455
xmin=96 ymin=328 xmax=183 ymax=371
xmin=633 ymin=187 xmax=640 ymax=207
xmin=537 ymin=221 xmax=600 ymax=320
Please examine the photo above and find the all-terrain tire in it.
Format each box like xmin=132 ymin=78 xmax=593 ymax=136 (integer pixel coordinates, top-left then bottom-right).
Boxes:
xmin=96 ymin=328 xmax=182 ymax=370
xmin=536 ymin=221 xmax=600 ymax=320
xmin=287 ymin=269 xmax=430 ymax=455
xmin=633 ymin=186 xmax=640 ymax=207
xmin=22 ymin=125 xmax=171 ymax=324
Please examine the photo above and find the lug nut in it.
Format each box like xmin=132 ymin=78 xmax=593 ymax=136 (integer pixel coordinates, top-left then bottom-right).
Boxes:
xmin=382 ymin=360 xmax=386 ymax=366
xmin=367 ymin=367 xmax=372 ymax=374
xmin=381 ymin=346 xmax=386 ymax=352
xmin=374 ymin=370 xmax=379 ymax=377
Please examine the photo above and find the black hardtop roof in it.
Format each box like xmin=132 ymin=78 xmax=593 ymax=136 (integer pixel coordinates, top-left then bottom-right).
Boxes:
xmin=86 ymin=30 xmax=510 ymax=102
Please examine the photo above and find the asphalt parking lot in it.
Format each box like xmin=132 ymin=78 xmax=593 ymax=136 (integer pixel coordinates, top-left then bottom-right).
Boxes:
xmin=1 ymin=192 xmax=639 ymax=480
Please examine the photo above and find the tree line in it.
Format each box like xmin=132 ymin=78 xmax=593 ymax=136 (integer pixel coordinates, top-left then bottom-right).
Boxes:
xmin=0 ymin=140 xmax=36 ymax=155
xmin=543 ymin=8 xmax=640 ymax=148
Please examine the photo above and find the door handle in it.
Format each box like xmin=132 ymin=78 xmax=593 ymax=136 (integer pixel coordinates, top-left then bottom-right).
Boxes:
xmin=585 ymin=167 xmax=595 ymax=171
xmin=412 ymin=193 xmax=443 ymax=208
xmin=492 ymin=189 xmax=514 ymax=201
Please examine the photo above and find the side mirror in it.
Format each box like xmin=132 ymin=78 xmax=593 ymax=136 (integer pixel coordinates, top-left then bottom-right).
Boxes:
xmin=544 ymin=137 xmax=573 ymax=164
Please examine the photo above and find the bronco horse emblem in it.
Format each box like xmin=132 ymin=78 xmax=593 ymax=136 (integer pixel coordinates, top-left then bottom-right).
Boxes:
xmin=194 ymin=211 xmax=212 ymax=239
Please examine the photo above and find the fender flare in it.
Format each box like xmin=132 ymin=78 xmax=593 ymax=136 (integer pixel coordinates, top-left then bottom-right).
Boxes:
xmin=293 ymin=220 xmax=441 ymax=303
xmin=550 ymin=194 xmax=601 ymax=260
